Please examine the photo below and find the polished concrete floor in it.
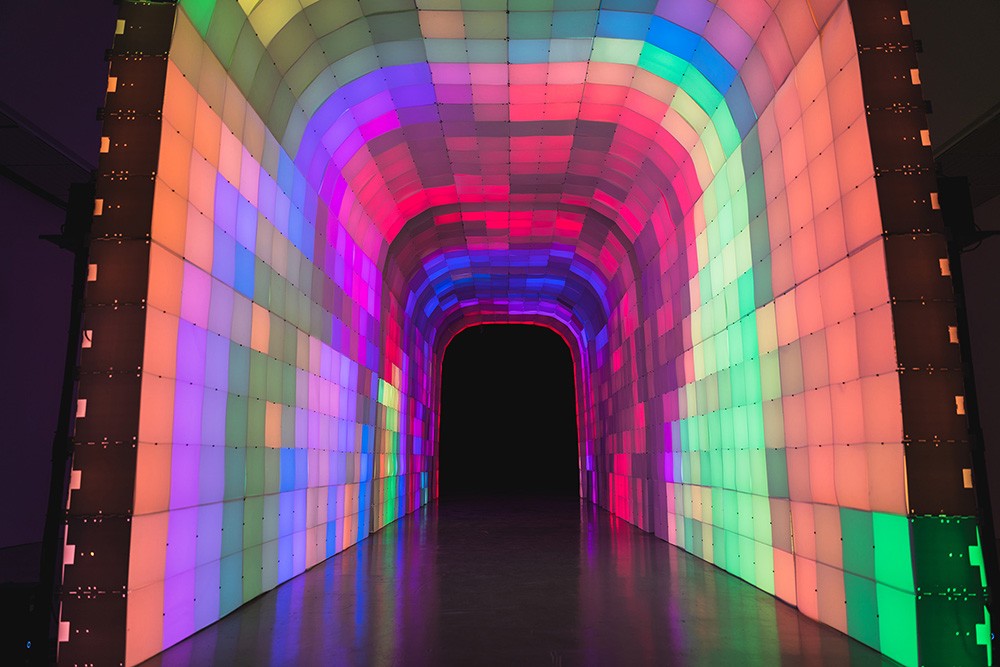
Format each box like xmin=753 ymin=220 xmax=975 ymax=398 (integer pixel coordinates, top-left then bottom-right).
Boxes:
xmin=142 ymin=497 xmax=896 ymax=666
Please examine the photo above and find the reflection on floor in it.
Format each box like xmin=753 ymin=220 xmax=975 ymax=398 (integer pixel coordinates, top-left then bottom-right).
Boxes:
xmin=142 ymin=497 xmax=896 ymax=666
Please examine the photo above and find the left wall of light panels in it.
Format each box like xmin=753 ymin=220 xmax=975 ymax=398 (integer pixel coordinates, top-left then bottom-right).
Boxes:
xmin=121 ymin=9 xmax=433 ymax=663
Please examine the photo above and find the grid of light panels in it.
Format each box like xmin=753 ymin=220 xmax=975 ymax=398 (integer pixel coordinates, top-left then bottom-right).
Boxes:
xmin=60 ymin=1 xmax=989 ymax=666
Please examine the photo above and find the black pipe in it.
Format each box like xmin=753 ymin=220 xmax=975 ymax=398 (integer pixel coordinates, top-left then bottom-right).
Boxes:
xmin=32 ymin=180 xmax=94 ymax=665
xmin=939 ymin=175 xmax=1000 ymax=658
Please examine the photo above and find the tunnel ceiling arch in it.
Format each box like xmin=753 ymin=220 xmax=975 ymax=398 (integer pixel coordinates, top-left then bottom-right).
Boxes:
xmin=63 ymin=1 xmax=991 ymax=666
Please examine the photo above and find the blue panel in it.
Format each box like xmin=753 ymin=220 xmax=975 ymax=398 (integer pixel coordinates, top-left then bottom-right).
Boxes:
xmin=596 ymin=10 xmax=651 ymax=40
xmin=236 ymin=197 xmax=258 ymax=251
xmin=724 ymin=76 xmax=757 ymax=137
xmin=212 ymin=226 xmax=236 ymax=287
xmin=277 ymin=149 xmax=296 ymax=194
xmin=234 ymin=244 xmax=255 ymax=298
xmin=647 ymin=17 xmax=699 ymax=60
xmin=280 ymin=449 xmax=296 ymax=492
xmin=690 ymin=41 xmax=737 ymax=92
xmin=509 ymin=39 xmax=551 ymax=64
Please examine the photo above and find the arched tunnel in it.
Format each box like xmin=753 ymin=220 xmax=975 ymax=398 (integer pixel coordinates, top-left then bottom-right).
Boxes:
xmin=61 ymin=1 xmax=991 ymax=665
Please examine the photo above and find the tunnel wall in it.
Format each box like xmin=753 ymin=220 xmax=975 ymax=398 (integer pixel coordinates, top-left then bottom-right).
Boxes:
xmin=60 ymin=2 xmax=989 ymax=666
xmin=593 ymin=0 xmax=900 ymax=629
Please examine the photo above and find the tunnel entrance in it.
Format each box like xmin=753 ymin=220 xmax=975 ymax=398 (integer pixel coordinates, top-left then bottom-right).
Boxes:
xmin=438 ymin=325 xmax=578 ymax=498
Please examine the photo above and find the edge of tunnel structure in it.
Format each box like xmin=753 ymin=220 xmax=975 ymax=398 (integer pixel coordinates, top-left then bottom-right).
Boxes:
xmin=55 ymin=1 xmax=994 ymax=665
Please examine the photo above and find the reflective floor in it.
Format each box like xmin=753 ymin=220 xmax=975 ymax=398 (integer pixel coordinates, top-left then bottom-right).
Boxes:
xmin=143 ymin=497 xmax=896 ymax=666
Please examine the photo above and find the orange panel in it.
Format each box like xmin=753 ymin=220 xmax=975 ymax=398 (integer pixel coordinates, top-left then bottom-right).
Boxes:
xmin=265 ymin=402 xmax=282 ymax=448
xmin=150 ymin=186 xmax=187 ymax=256
xmin=813 ymin=504 xmax=843 ymax=568
xmin=826 ymin=319 xmax=860 ymax=385
xmin=162 ymin=62 xmax=196 ymax=138
xmin=786 ymin=445 xmax=813 ymax=503
xmin=134 ymin=444 xmax=172 ymax=515
xmin=138 ymin=374 xmax=175 ymax=445
xmin=192 ymin=96 xmax=221 ymax=165
xmin=860 ymin=374 xmax=903 ymax=444
xmin=816 ymin=562 xmax=849 ymax=633
xmin=156 ymin=125 xmax=192 ymax=200
xmin=128 ymin=512 xmax=168 ymax=590
xmin=808 ymin=441 xmax=837 ymax=506
xmin=830 ymin=379 xmax=865 ymax=444
xmin=849 ymin=241 xmax=890 ymax=311
xmin=124 ymin=580 xmax=164 ymax=667
xmin=250 ymin=303 xmax=271 ymax=354
xmin=818 ymin=257 xmax=853 ymax=326
xmin=187 ymin=154 xmax=216 ymax=219
xmin=148 ymin=243 xmax=184 ymax=316
xmin=773 ymin=548 xmax=798 ymax=605
xmin=841 ymin=178 xmax=882 ymax=251
xmin=867 ymin=443 xmax=908 ymax=514
xmin=804 ymin=386 xmax=834 ymax=446
xmin=813 ymin=203 xmax=847 ymax=271
xmin=856 ymin=304 xmax=897 ymax=377
xmin=184 ymin=204 xmax=214 ymax=273
xmin=793 ymin=275 xmax=823 ymax=337
xmin=833 ymin=443 xmax=870 ymax=511
xmin=794 ymin=554 xmax=820 ymax=620
xmin=143 ymin=308 xmax=178 ymax=379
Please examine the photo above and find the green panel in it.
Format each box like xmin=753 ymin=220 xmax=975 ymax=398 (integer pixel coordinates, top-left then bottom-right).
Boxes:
xmin=224 ymin=445 xmax=246 ymax=500
xmin=225 ymin=394 xmax=248 ymax=447
xmin=219 ymin=552 xmax=243 ymax=616
xmin=283 ymin=363 xmax=297 ymax=406
xmin=763 ymin=448 xmax=788 ymax=498
xmin=179 ymin=0 xmax=216 ymax=34
xmin=509 ymin=0 xmax=554 ymax=9
xmin=249 ymin=350 xmax=267 ymax=398
xmin=873 ymin=513 xmax=914 ymax=593
xmin=247 ymin=398 xmax=265 ymax=448
xmin=202 ymin=1 xmax=245 ymax=68
xmin=841 ymin=508 xmax=875 ymax=579
xmin=245 ymin=444 xmax=264 ymax=496
xmin=266 ymin=355 xmax=283 ymax=402
xmin=876 ymin=584 xmax=918 ymax=667
xmin=912 ymin=516 xmax=985 ymax=592
xmin=264 ymin=448 xmax=280 ymax=493
xmin=916 ymin=596 xmax=991 ymax=667
xmin=638 ymin=43 xmax=686 ymax=84
xmin=592 ymin=37 xmax=640 ymax=66
xmin=711 ymin=103 xmax=741 ymax=156
xmin=229 ymin=22 xmax=267 ymax=94
xmin=508 ymin=13 xmax=551 ymax=39
xmin=912 ymin=517 xmax=990 ymax=666
xmin=844 ymin=572 xmax=880 ymax=650
xmin=228 ymin=343 xmax=250 ymax=395
xmin=360 ymin=0 xmax=413 ymax=13
xmin=367 ymin=11 xmax=422 ymax=42
xmin=221 ymin=499 xmax=244 ymax=557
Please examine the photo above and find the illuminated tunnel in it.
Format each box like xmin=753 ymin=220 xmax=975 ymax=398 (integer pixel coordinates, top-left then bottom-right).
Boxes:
xmin=64 ymin=1 xmax=990 ymax=665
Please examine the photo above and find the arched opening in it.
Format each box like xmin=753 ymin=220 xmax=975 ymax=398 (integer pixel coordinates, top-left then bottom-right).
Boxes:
xmin=438 ymin=324 xmax=578 ymax=498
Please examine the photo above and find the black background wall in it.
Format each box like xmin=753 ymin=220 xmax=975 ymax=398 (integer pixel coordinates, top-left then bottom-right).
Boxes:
xmin=437 ymin=325 xmax=579 ymax=498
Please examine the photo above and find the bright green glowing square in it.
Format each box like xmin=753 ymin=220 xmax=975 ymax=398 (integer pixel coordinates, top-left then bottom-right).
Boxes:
xmin=873 ymin=512 xmax=914 ymax=592
xmin=876 ymin=584 xmax=918 ymax=667
xmin=180 ymin=0 xmax=216 ymax=34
